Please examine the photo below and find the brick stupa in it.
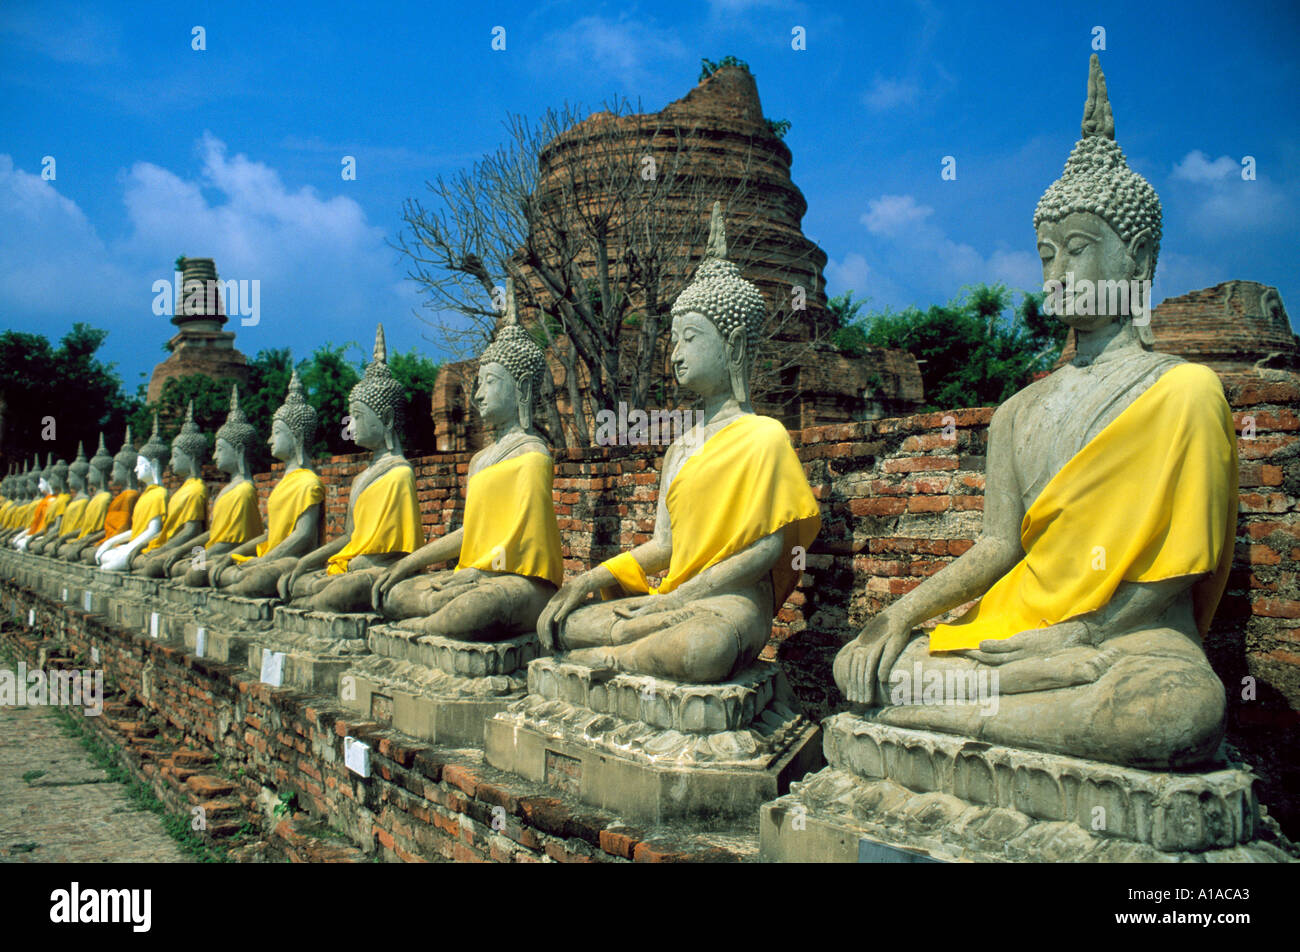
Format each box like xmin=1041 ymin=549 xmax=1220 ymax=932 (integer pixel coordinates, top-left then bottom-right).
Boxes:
xmin=147 ymin=257 xmax=250 ymax=403
xmin=431 ymin=66 xmax=922 ymax=450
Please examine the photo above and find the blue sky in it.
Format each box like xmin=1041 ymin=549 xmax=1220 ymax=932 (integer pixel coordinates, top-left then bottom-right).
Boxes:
xmin=2 ymin=0 xmax=1296 ymax=393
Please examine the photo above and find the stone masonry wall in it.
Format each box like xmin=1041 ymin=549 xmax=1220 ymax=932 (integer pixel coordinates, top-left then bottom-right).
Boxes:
xmin=157 ymin=367 xmax=1300 ymax=837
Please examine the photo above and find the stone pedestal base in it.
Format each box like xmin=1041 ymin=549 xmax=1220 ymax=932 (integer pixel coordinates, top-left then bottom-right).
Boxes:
xmin=244 ymin=607 xmax=376 ymax=693
xmin=485 ymin=658 xmax=823 ymax=823
xmin=758 ymin=714 xmax=1296 ymax=862
xmin=341 ymin=624 xmax=539 ymax=747
xmin=181 ymin=591 xmax=278 ymax=664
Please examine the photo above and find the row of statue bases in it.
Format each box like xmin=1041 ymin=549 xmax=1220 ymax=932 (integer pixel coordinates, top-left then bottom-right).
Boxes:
xmin=1 ymin=56 xmax=1290 ymax=862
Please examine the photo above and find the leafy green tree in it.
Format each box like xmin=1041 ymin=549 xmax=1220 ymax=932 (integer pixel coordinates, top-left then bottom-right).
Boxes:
xmin=388 ymin=349 xmax=441 ymax=455
xmin=127 ymin=375 xmax=241 ymax=462
xmin=299 ymin=344 xmax=361 ymax=459
xmin=0 ymin=323 xmax=140 ymax=471
xmin=833 ymin=284 xmax=1066 ymax=409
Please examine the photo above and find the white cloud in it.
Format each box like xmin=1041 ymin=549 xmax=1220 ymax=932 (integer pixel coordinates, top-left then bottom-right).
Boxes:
xmin=1171 ymin=150 xmax=1239 ymax=183
xmin=533 ymin=15 xmax=687 ymax=90
xmin=860 ymin=194 xmax=933 ymax=236
xmin=1167 ymin=150 xmax=1288 ymax=234
xmin=862 ymin=77 xmax=920 ymax=112
xmin=0 ymin=138 xmax=424 ymax=384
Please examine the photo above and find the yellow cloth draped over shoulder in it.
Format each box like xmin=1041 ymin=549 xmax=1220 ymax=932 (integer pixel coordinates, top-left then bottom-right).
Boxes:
xmin=455 ymin=451 xmax=563 ymax=586
xmin=144 ymin=478 xmax=206 ymax=552
xmin=28 ymin=494 xmax=55 ymax=533
xmin=59 ymin=497 xmax=89 ymax=537
xmin=206 ymin=481 xmax=263 ymax=548
xmin=326 ymin=464 xmax=421 ymax=575
xmin=11 ymin=501 xmax=36 ymax=529
xmin=129 ymin=484 xmax=168 ymax=541
xmin=601 ymin=414 xmax=821 ymax=612
xmin=76 ymin=491 xmax=112 ymax=539
xmin=230 ymin=468 xmax=324 ymax=563
xmin=929 ymin=362 xmax=1238 ymax=652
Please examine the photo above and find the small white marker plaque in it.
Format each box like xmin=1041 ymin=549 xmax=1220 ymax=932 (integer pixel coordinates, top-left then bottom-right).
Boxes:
xmin=62 ymin=587 xmax=68 ymax=602
xmin=149 ymin=611 xmax=159 ymax=639
xmin=195 ymin=626 xmax=207 ymax=659
xmin=91 ymin=646 xmax=100 ymax=664
xmin=344 ymin=736 xmax=371 ymax=778
xmin=27 ymin=609 xmax=34 ymax=627
xmin=83 ymin=591 xmax=93 ymax=612
xmin=260 ymin=650 xmax=285 ymax=687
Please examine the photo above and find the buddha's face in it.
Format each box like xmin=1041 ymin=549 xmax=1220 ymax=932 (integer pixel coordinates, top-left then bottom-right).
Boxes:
xmin=474 ymin=361 xmax=519 ymax=427
xmin=349 ymin=401 xmax=387 ymax=450
xmin=670 ymin=312 xmax=730 ymax=397
xmin=270 ymin=419 xmax=297 ymax=461
xmin=135 ymin=455 xmax=154 ymax=483
xmin=172 ymin=448 xmax=194 ymax=477
xmin=88 ymin=467 xmax=105 ymax=490
xmin=38 ymin=478 xmax=51 ymax=495
xmin=70 ymin=472 xmax=85 ymax=493
xmin=111 ymin=460 xmax=129 ymax=487
xmin=214 ymin=438 xmax=239 ymax=474
xmin=1037 ymin=211 xmax=1152 ymax=331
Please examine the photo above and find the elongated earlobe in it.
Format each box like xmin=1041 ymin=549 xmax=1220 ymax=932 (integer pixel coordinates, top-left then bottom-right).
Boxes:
xmin=727 ymin=326 xmax=750 ymax=405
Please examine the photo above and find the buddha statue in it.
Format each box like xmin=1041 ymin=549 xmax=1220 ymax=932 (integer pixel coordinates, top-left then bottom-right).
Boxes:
xmin=0 ymin=464 xmax=34 ymax=542
xmin=536 ymin=203 xmax=822 ymax=682
xmin=97 ymin=416 xmax=170 ymax=572
xmin=832 ymin=55 xmax=1237 ymax=770
xmin=57 ymin=434 xmax=114 ymax=560
xmin=281 ymin=325 xmax=421 ymax=612
xmin=210 ymin=369 xmax=325 ymax=596
xmin=81 ymin=429 xmax=141 ymax=564
xmin=15 ymin=454 xmax=65 ymax=552
xmin=171 ymin=387 xmax=264 ymax=585
xmin=371 ymin=279 xmax=563 ymax=638
xmin=31 ymin=443 xmax=89 ymax=555
xmin=134 ymin=402 xmax=210 ymax=577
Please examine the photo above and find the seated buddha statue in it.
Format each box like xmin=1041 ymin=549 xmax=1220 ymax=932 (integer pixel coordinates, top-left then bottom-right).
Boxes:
xmin=209 ymin=369 xmax=325 ymax=596
xmin=0 ymin=463 xmax=36 ymax=544
xmin=31 ymin=445 xmax=89 ymax=555
xmin=372 ymin=279 xmax=563 ymax=639
xmin=833 ymin=55 xmax=1237 ymax=770
xmin=97 ymin=416 xmax=170 ymax=572
xmin=15 ymin=455 xmax=65 ymax=552
xmin=81 ymin=429 xmax=141 ymax=564
xmin=57 ymin=434 xmax=114 ymax=561
xmin=170 ymin=388 xmax=263 ymax=585
xmin=537 ymin=203 xmax=822 ymax=683
xmin=281 ymin=325 xmax=421 ymax=613
xmin=134 ymin=402 xmax=210 ymax=578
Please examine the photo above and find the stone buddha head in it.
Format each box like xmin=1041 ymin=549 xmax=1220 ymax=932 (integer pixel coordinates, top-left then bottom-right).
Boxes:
xmin=670 ymin=201 xmax=767 ymax=407
xmin=476 ymin=278 xmax=548 ymax=433
xmin=137 ymin=414 xmax=170 ymax=485
xmin=349 ymin=324 xmax=405 ymax=455
xmin=215 ymin=386 xmax=257 ymax=478
xmin=170 ymin=401 xmax=207 ymax=479
xmin=68 ymin=442 xmax=89 ymax=495
xmin=37 ymin=453 xmax=53 ymax=495
xmin=1035 ymin=54 xmax=1162 ymax=342
xmin=113 ymin=426 xmax=140 ymax=490
xmin=89 ymin=433 xmax=112 ymax=492
xmin=50 ymin=456 xmax=69 ymax=494
xmin=270 ymin=367 xmax=318 ymax=465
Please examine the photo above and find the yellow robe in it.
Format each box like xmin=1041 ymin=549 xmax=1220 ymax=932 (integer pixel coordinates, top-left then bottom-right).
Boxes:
xmin=58 ymin=497 xmax=89 ymax=537
xmin=144 ymin=478 xmax=207 ymax=552
xmin=326 ymin=464 xmax=421 ymax=575
xmin=231 ymin=468 xmax=324 ymax=563
xmin=129 ymin=485 xmax=168 ymax=541
xmin=929 ymin=362 xmax=1238 ymax=652
xmin=0 ymin=501 xmax=14 ymax=528
xmin=76 ymin=491 xmax=112 ymax=539
xmin=28 ymin=494 xmax=55 ymax=533
xmin=602 ymin=414 xmax=821 ymax=612
xmin=456 ymin=451 xmax=563 ymax=586
xmin=12 ymin=500 xmax=36 ymax=530
xmin=206 ymin=480 xmax=263 ymax=548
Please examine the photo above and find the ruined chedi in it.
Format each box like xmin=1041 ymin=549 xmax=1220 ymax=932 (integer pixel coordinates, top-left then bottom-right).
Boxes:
xmin=147 ymin=257 xmax=251 ymax=404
